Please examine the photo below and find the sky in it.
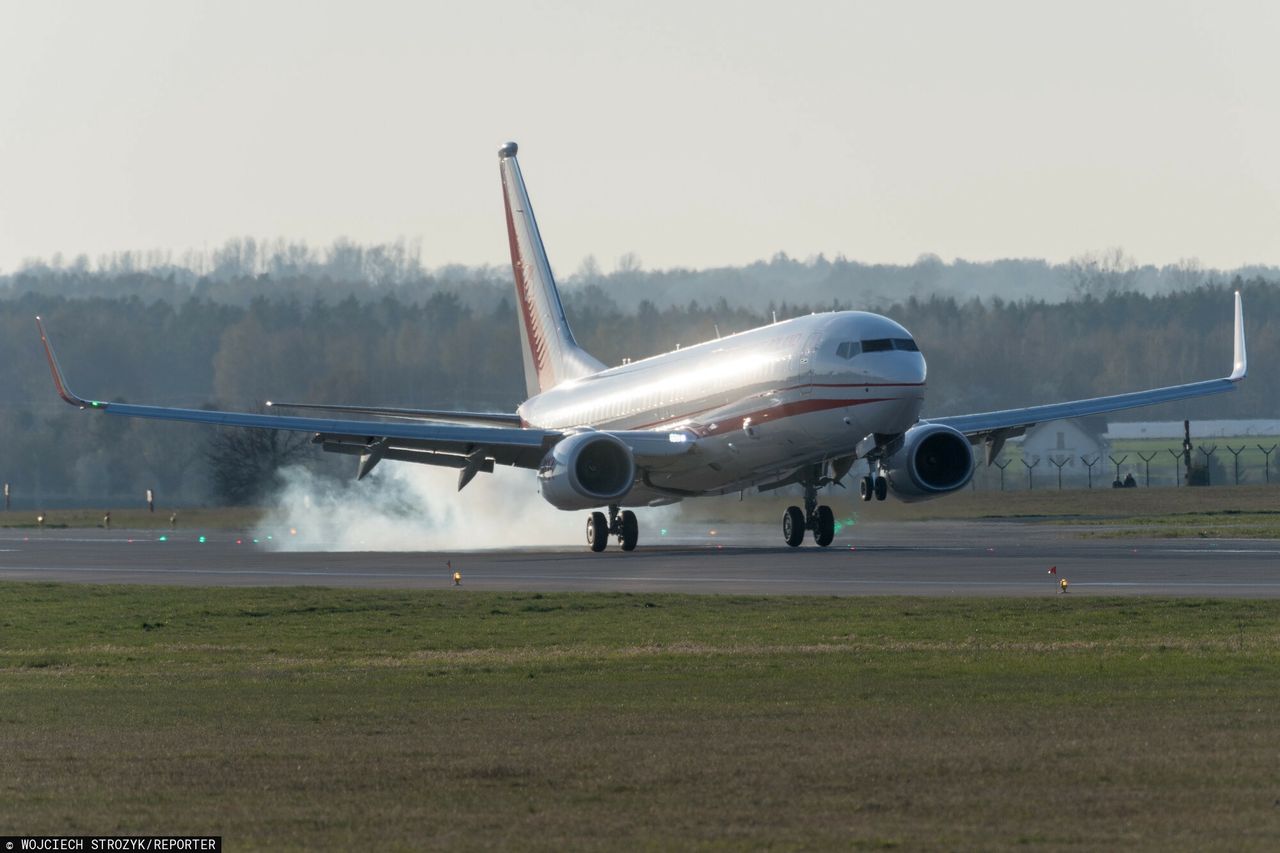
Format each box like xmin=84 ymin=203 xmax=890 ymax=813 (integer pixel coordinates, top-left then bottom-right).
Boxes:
xmin=1 ymin=0 xmax=1278 ymax=274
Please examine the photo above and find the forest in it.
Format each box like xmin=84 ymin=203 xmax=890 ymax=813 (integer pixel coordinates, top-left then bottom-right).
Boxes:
xmin=1 ymin=244 xmax=1276 ymax=506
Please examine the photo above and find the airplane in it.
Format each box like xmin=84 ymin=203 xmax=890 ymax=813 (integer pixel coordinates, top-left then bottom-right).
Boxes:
xmin=37 ymin=141 xmax=1248 ymax=552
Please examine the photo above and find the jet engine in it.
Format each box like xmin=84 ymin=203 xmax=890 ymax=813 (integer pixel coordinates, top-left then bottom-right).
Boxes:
xmin=881 ymin=423 xmax=974 ymax=501
xmin=537 ymin=432 xmax=637 ymax=510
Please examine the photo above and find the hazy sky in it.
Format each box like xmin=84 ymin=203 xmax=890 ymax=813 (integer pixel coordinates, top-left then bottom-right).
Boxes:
xmin=2 ymin=1 xmax=1278 ymax=274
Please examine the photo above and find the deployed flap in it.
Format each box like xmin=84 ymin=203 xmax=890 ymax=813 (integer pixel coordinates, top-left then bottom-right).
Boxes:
xmin=266 ymin=400 xmax=523 ymax=427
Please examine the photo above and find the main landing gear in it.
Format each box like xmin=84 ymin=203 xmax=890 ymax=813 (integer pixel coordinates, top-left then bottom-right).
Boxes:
xmin=586 ymin=504 xmax=638 ymax=552
xmin=859 ymin=473 xmax=888 ymax=502
xmin=783 ymin=480 xmax=836 ymax=548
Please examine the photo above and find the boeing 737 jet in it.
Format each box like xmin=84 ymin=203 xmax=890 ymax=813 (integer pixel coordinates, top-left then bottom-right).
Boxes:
xmin=38 ymin=142 xmax=1248 ymax=551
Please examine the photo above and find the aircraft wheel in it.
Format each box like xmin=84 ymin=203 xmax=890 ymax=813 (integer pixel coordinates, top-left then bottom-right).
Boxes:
xmin=874 ymin=476 xmax=888 ymax=501
xmin=859 ymin=476 xmax=874 ymax=502
xmin=587 ymin=511 xmax=609 ymax=552
xmin=783 ymin=506 xmax=805 ymax=547
xmin=619 ymin=510 xmax=639 ymax=552
xmin=815 ymin=505 xmax=835 ymax=547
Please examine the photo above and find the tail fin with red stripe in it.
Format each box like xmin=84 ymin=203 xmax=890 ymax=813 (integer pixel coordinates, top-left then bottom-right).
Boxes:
xmin=498 ymin=142 xmax=605 ymax=398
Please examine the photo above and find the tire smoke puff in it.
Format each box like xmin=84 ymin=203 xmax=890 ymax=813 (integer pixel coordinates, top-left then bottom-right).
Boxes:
xmin=256 ymin=463 xmax=584 ymax=551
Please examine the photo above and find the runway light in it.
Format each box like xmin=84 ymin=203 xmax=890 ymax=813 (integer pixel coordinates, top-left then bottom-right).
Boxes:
xmin=709 ymin=529 xmax=717 ymax=536
xmin=290 ymin=528 xmax=297 ymax=536
xmin=660 ymin=528 xmax=668 ymax=536
xmin=158 ymin=535 xmax=167 ymax=542
xmin=453 ymin=571 xmax=462 ymax=585
xmin=266 ymin=535 xmax=273 ymax=541
xmin=1060 ymin=578 xmax=1069 ymax=593
xmin=236 ymin=539 xmax=243 ymax=545
xmin=253 ymin=538 xmax=260 ymax=544
xmin=198 ymin=535 xmax=206 ymax=543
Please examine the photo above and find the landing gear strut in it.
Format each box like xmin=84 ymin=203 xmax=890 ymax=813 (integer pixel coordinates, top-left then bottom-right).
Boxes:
xmin=586 ymin=505 xmax=639 ymax=552
xmin=783 ymin=472 xmax=836 ymax=548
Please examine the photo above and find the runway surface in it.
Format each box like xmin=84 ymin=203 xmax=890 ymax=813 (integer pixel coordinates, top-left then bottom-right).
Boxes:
xmin=2 ymin=520 xmax=1279 ymax=596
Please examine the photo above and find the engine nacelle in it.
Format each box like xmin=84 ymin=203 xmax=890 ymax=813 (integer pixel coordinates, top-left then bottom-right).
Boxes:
xmin=881 ymin=423 xmax=975 ymax=502
xmin=537 ymin=432 xmax=637 ymax=510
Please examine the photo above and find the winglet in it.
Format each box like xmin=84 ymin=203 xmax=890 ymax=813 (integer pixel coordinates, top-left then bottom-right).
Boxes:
xmin=1230 ymin=290 xmax=1247 ymax=382
xmin=35 ymin=316 xmax=97 ymax=408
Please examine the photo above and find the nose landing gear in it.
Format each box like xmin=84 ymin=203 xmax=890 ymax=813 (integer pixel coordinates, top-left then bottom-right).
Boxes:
xmin=783 ymin=478 xmax=837 ymax=548
xmin=586 ymin=505 xmax=639 ymax=552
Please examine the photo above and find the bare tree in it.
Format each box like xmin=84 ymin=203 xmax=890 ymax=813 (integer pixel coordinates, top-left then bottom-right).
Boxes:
xmin=1067 ymin=247 xmax=1138 ymax=299
xmin=204 ymin=425 xmax=311 ymax=505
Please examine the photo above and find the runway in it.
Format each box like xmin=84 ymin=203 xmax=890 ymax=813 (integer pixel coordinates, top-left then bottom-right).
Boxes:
xmin=2 ymin=520 xmax=1279 ymax=595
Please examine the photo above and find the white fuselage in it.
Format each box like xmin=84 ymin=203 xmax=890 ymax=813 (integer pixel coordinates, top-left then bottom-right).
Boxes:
xmin=518 ymin=311 xmax=927 ymax=504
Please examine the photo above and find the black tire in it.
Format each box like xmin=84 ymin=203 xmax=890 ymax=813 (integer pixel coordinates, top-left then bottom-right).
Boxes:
xmin=620 ymin=510 xmax=639 ymax=551
xmin=859 ymin=476 xmax=873 ymax=502
xmin=815 ymin=505 xmax=835 ymax=547
xmin=874 ymin=475 xmax=888 ymax=501
xmin=587 ymin=511 xmax=608 ymax=552
xmin=783 ymin=506 xmax=804 ymax=547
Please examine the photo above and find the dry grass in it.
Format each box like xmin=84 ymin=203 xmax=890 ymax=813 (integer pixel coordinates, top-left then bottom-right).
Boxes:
xmin=1 ymin=585 xmax=1278 ymax=850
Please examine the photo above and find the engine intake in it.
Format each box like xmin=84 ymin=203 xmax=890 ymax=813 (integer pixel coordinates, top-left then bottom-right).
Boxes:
xmin=538 ymin=432 xmax=636 ymax=510
xmin=882 ymin=423 xmax=974 ymax=501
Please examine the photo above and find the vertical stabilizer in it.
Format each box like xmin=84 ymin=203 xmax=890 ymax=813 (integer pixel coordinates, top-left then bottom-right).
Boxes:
xmin=499 ymin=142 xmax=605 ymax=397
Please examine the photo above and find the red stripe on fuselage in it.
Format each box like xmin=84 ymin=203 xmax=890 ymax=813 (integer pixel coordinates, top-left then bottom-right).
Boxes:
xmin=623 ymin=394 xmax=906 ymax=434
xmin=611 ymin=382 xmax=924 ymax=431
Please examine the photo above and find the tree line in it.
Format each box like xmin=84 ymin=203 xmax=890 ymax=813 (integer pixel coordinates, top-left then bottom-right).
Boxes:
xmin=0 ymin=270 xmax=1275 ymax=507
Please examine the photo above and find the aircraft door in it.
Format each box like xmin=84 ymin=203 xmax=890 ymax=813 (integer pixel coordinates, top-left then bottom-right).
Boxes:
xmin=798 ymin=331 xmax=822 ymax=396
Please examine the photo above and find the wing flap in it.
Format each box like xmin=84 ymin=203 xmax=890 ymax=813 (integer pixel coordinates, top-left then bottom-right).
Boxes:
xmin=265 ymin=400 xmax=524 ymax=427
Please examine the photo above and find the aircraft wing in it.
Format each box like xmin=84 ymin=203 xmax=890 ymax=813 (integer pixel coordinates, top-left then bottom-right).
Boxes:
xmin=37 ymin=317 xmax=695 ymax=484
xmin=927 ymin=291 xmax=1247 ymax=460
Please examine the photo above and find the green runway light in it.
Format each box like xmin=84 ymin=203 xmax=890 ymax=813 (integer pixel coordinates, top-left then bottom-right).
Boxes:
xmin=252 ymin=538 xmax=259 ymax=544
xmin=198 ymin=535 xmax=206 ymax=543
xmin=158 ymin=535 xmax=167 ymax=542
xmin=660 ymin=528 xmax=668 ymax=536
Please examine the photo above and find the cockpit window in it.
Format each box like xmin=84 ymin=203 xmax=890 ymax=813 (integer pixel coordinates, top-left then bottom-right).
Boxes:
xmin=837 ymin=338 xmax=918 ymax=357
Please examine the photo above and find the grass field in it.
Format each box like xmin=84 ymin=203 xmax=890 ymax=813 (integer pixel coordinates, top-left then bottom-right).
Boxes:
xmin=2 ymin=584 xmax=1278 ymax=850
